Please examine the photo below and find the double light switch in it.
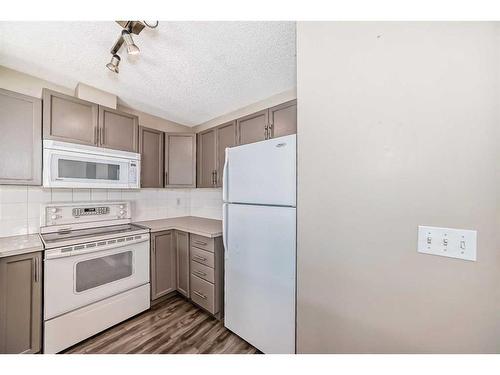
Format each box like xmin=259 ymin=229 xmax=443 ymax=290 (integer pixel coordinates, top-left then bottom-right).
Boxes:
xmin=417 ymin=225 xmax=477 ymax=261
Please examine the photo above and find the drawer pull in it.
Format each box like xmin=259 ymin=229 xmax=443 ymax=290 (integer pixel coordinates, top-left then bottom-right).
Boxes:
xmin=193 ymin=291 xmax=207 ymax=299
xmin=193 ymin=270 xmax=207 ymax=277
xmin=193 ymin=255 xmax=207 ymax=262
xmin=194 ymin=240 xmax=208 ymax=246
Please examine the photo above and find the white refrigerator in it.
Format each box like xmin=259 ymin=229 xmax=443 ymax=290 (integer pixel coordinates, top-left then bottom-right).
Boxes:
xmin=222 ymin=134 xmax=296 ymax=354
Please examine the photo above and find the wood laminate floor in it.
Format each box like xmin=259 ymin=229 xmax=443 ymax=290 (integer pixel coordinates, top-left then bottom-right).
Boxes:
xmin=63 ymin=294 xmax=259 ymax=354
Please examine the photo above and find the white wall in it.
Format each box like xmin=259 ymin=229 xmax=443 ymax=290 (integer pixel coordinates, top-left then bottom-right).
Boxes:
xmin=0 ymin=185 xmax=222 ymax=237
xmin=297 ymin=22 xmax=500 ymax=353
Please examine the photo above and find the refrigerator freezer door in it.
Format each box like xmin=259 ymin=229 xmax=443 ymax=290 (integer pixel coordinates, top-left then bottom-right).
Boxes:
xmin=224 ymin=203 xmax=296 ymax=354
xmin=225 ymin=134 xmax=296 ymax=206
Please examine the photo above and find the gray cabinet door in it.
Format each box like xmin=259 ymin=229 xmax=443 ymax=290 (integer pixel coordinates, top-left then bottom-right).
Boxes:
xmin=151 ymin=231 xmax=176 ymax=300
xmin=236 ymin=109 xmax=268 ymax=145
xmin=165 ymin=133 xmax=196 ymax=188
xmin=0 ymin=252 xmax=42 ymax=354
xmin=0 ymin=89 xmax=42 ymax=185
xmin=139 ymin=126 xmax=164 ymax=188
xmin=269 ymin=100 xmax=297 ymax=138
xmin=215 ymin=121 xmax=236 ymax=187
xmin=176 ymin=231 xmax=190 ymax=298
xmin=197 ymin=129 xmax=217 ymax=188
xmin=98 ymin=106 xmax=139 ymax=152
xmin=42 ymin=89 xmax=98 ymax=146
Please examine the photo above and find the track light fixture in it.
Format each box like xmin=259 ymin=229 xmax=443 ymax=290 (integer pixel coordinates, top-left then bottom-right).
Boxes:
xmin=106 ymin=54 xmax=121 ymax=73
xmin=106 ymin=21 xmax=158 ymax=74
xmin=121 ymin=30 xmax=140 ymax=55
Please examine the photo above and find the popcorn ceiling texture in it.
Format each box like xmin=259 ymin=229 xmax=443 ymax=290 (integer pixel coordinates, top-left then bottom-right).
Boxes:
xmin=0 ymin=186 xmax=222 ymax=238
xmin=0 ymin=21 xmax=296 ymax=126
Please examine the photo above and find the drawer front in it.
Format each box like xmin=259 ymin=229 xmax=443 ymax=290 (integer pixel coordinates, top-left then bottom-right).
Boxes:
xmin=190 ymin=247 xmax=214 ymax=268
xmin=190 ymin=260 xmax=215 ymax=283
xmin=190 ymin=234 xmax=214 ymax=253
xmin=190 ymin=275 xmax=215 ymax=313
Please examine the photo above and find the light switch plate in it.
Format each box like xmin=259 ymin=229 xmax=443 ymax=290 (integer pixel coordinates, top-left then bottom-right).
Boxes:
xmin=417 ymin=225 xmax=477 ymax=261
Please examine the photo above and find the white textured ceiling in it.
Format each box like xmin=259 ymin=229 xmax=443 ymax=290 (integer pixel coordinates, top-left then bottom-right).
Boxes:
xmin=0 ymin=21 xmax=296 ymax=126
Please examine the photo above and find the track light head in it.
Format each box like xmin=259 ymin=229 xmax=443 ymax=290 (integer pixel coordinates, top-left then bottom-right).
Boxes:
xmin=106 ymin=54 xmax=121 ymax=73
xmin=121 ymin=30 xmax=140 ymax=55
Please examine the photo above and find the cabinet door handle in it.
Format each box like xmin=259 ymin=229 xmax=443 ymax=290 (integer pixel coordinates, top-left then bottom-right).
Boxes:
xmin=214 ymin=170 xmax=218 ymax=185
xmin=193 ymin=255 xmax=207 ymax=262
xmin=193 ymin=270 xmax=207 ymax=277
xmin=34 ymin=257 xmax=39 ymax=283
xmin=100 ymin=127 xmax=105 ymax=145
xmin=165 ymin=171 xmax=168 ymax=186
xmin=193 ymin=291 xmax=207 ymax=299
xmin=268 ymin=123 xmax=273 ymax=139
xmin=194 ymin=240 xmax=207 ymax=246
xmin=94 ymin=127 xmax=98 ymax=144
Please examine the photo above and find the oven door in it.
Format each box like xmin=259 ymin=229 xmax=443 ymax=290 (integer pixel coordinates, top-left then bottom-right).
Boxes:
xmin=43 ymin=147 xmax=138 ymax=189
xmin=44 ymin=238 xmax=149 ymax=320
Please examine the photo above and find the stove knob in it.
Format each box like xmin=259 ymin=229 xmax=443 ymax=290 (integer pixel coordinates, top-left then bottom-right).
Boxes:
xmin=50 ymin=208 xmax=57 ymax=213
xmin=119 ymin=205 xmax=125 ymax=209
xmin=119 ymin=210 xmax=125 ymax=215
xmin=51 ymin=214 xmax=57 ymax=220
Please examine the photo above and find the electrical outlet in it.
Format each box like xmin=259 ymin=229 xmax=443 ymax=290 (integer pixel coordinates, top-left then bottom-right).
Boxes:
xmin=417 ymin=225 xmax=477 ymax=261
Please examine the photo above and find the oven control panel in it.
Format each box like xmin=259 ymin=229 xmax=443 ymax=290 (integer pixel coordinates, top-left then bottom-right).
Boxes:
xmin=72 ymin=207 xmax=110 ymax=217
xmin=41 ymin=201 xmax=131 ymax=229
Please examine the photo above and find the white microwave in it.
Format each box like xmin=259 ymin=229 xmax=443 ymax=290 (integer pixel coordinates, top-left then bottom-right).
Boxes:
xmin=43 ymin=140 xmax=140 ymax=189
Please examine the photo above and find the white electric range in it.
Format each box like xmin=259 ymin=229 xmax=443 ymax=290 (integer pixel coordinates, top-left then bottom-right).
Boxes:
xmin=39 ymin=201 xmax=150 ymax=353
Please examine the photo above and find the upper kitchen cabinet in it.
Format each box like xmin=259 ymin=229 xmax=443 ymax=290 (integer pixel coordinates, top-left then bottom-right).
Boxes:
xmin=216 ymin=121 xmax=237 ymax=187
xmin=236 ymin=109 xmax=268 ymax=145
xmin=42 ymin=89 xmax=98 ymax=146
xmin=165 ymin=133 xmax=196 ymax=188
xmin=197 ymin=129 xmax=217 ymax=188
xmin=139 ymin=126 xmax=164 ymax=188
xmin=98 ymin=106 xmax=139 ymax=152
xmin=268 ymin=100 xmax=297 ymax=139
xmin=0 ymin=88 xmax=42 ymax=185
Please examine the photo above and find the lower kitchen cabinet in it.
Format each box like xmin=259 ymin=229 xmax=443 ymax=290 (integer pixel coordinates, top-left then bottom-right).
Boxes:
xmin=189 ymin=234 xmax=224 ymax=319
xmin=150 ymin=230 xmax=177 ymax=300
xmin=0 ymin=252 xmax=42 ymax=354
xmin=175 ymin=231 xmax=190 ymax=298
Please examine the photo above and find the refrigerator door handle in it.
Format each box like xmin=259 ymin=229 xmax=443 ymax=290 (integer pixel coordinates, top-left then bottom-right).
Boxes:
xmin=222 ymin=148 xmax=229 ymax=201
xmin=222 ymin=203 xmax=228 ymax=258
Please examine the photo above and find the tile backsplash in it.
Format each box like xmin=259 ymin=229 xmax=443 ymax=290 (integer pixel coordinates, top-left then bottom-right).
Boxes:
xmin=0 ymin=186 xmax=222 ymax=238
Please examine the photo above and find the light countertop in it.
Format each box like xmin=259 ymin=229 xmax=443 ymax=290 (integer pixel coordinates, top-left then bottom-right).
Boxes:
xmin=135 ymin=216 xmax=222 ymax=238
xmin=0 ymin=234 xmax=44 ymax=258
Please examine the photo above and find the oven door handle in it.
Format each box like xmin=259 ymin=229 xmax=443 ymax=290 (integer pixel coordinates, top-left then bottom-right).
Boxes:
xmin=44 ymin=236 xmax=149 ymax=260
